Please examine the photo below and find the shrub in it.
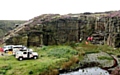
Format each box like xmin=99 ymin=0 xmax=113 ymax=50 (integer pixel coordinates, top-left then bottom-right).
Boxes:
xmin=97 ymin=56 xmax=113 ymax=60
xmin=47 ymin=46 xmax=78 ymax=58
xmin=29 ymin=71 xmax=33 ymax=74
xmin=41 ymin=46 xmax=48 ymax=51
xmin=85 ymin=51 xmax=99 ymax=54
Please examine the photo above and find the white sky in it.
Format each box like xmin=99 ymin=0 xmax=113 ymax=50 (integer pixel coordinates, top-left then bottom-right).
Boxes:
xmin=0 ymin=0 xmax=120 ymax=20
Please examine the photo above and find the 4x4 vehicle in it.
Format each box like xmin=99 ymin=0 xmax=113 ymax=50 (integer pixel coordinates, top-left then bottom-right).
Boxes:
xmin=12 ymin=45 xmax=27 ymax=55
xmin=15 ymin=49 xmax=38 ymax=61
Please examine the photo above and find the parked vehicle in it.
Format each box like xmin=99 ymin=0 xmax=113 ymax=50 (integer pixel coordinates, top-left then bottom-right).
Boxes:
xmin=3 ymin=45 xmax=14 ymax=53
xmin=12 ymin=45 xmax=27 ymax=55
xmin=15 ymin=48 xmax=38 ymax=61
xmin=3 ymin=45 xmax=32 ymax=56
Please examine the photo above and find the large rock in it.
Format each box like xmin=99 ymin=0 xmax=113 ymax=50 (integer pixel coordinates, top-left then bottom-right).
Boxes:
xmin=82 ymin=52 xmax=115 ymax=68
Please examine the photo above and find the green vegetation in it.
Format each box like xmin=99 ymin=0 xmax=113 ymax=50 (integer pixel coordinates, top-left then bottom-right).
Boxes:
xmin=0 ymin=20 xmax=26 ymax=38
xmin=0 ymin=43 xmax=120 ymax=75
xmin=46 ymin=46 xmax=78 ymax=58
xmin=74 ymin=42 xmax=120 ymax=55
xmin=97 ymin=56 xmax=113 ymax=60
xmin=0 ymin=45 xmax=79 ymax=75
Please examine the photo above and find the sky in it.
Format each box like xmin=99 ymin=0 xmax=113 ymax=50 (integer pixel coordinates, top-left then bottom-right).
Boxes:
xmin=0 ymin=0 xmax=120 ymax=20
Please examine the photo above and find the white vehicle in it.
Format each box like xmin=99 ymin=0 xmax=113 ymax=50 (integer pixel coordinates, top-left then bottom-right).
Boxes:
xmin=3 ymin=45 xmax=31 ymax=55
xmin=3 ymin=45 xmax=14 ymax=53
xmin=12 ymin=45 xmax=27 ymax=55
xmin=15 ymin=49 xmax=38 ymax=61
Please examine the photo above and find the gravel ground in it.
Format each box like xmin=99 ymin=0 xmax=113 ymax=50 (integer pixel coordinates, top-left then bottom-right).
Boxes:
xmin=0 ymin=52 xmax=12 ymax=56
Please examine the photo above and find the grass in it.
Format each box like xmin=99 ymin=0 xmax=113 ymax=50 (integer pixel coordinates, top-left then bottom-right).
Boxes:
xmin=0 ymin=55 xmax=66 ymax=75
xmin=75 ymin=42 xmax=120 ymax=55
xmin=0 ymin=42 xmax=120 ymax=75
xmin=47 ymin=46 xmax=78 ymax=58
xmin=97 ymin=56 xmax=113 ymax=60
xmin=0 ymin=45 xmax=79 ymax=75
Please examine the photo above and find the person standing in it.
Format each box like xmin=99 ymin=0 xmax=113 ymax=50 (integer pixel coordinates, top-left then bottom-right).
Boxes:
xmin=0 ymin=47 xmax=4 ymax=56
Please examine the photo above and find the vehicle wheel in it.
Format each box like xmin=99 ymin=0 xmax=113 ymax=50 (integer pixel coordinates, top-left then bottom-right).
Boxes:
xmin=18 ymin=57 xmax=23 ymax=61
xmin=33 ymin=56 xmax=38 ymax=59
xmin=5 ymin=50 xmax=8 ymax=53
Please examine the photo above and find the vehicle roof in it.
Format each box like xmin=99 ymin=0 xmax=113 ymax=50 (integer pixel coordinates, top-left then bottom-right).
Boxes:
xmin=13 ymin=45 xmax=23 ymax=47
xmin=4 ymin=45 xmax=14 ymax=47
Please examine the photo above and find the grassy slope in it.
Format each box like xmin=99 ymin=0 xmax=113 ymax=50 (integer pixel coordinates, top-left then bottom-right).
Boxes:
xmin=0 ymin=42 xmax=120 ymax=75
xmin=0 ymin=20 xmax=26 ymax=38
xmin=0 ymin=46 xmax=78 ymax=75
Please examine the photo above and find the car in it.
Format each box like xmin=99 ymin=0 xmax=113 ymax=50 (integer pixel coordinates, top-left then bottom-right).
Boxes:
xmin=15 ymin=49 xmax=38 ymax=61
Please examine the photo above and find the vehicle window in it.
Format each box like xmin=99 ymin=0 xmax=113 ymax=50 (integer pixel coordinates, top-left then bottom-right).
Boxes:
xmin=20 ymin=49 xmax=23 ymax=51
xmin=23 ymin=52 xmax=27 ymax=54
xmin=29 ymin=52 xmax=32 ymax=54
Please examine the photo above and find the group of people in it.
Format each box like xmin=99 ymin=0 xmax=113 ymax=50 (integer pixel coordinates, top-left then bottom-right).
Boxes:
xmin=79 ymin=36 xmax=93 ymax=44
xmin=87 ymin=36 xmax=93 ymax=42
xmin=86 ymin=36 xmax=93 ymax=44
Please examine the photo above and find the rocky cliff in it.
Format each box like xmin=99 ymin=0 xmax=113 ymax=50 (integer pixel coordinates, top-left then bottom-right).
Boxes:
xmin=4 ymin=10 xmax=120 ymax=47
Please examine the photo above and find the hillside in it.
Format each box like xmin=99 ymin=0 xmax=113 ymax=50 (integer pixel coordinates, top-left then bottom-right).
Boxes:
xmin=3 ymin=10 xmax=120 ymax=47
xmin=1 ymin=10 xmax=120 ymax=75
xmin=0 ymin=20 xmax=26 ymax=38
xmin=0 ymin=43 xmax=119 ymax=75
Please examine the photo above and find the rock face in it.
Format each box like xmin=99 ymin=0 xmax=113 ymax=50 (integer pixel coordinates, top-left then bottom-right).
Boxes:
xmin=59 ymin=52 xmax=118 ymax=74
xmin=82 ymin=52 xmax=116 ymax=69
xmin=4 ymin=10 xmax=120 ymax=47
